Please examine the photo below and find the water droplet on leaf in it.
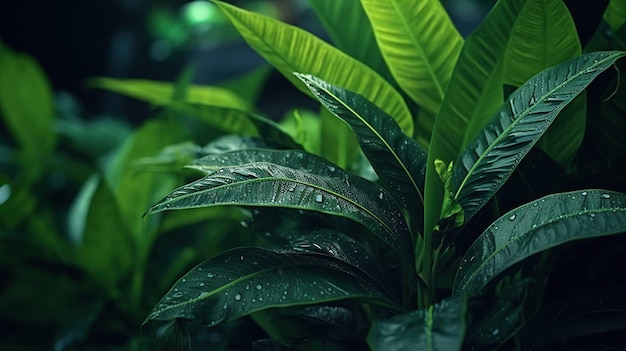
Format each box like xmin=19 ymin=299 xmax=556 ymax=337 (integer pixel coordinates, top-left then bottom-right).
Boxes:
xmin=234 ymin=294 xmax=242 ymax=301
xmin=601 ymin=193 xmax=611 ymax=199
xmin=509 ymin=214 xmax=517 ymax=221
xmin=315 ymin=194 xmax=323 ymax=203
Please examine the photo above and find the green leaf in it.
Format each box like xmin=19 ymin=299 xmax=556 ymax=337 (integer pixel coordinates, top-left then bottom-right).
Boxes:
xmin=279 ymin=108 xmax=322 ymax=155
xmin=360 ymin=0 xmax=463 ymax=142
xmin=452 ymin=51 xmax=626 ymax=222
xmin=307 ymin=0 xmax=394 ymax=82
xmin=605 ymin=0 xmax=626 ymax=30
xmin=146 ymin=162 xmax=413 ymax=263
xmin=320 ymin=107 xmax=360 ymax=170
xmin=503 ymin=0 xmax=583 ymax=167
xmin=145 ymin=247 xmax=399 ymax=326
xmin=296 ymin=74 xmax=427 ymax=235
xmin=213 ymin=0 xmax=414 ymax=136
xmin=0 ymin=41 xmax=56 ymax=170
xmin=88 ymin=77 xmax=250 ymax=110
xmin=368 ymin=294 xmax=467 ymax=351
xmin=453 ymin=189 xmax=626 ymax=296
xmin=424 ymin=0 xmax=525 ymax=238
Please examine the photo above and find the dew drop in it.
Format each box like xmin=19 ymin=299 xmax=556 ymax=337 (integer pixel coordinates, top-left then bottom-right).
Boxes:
xmin=240 ymin=221 xmax=249 ymax=228
xmin=315 ymin=194 xmax=324 ymax=203
xmin=234 ymin=294 xmax=242 ymax=301
xmin=590 ymin=213 xmax=596 ymax=218
xmin=207 ymin=272 xmax=215 ymax=278
xmin=581 ymin=191 xmax=588 ymax=196
xmin=378 ymin=192 xmax=384 ymax=200
xmin=288 ymin=186 xmax=295 ymax=192
xmin=601 ymin=193 xmax=611 ymax=199
xmin=492 ymin=329 xmax=500 ymax=336
xmin=327 ymin=166 xmax=336 ymax=172
xmin=508 ymin=214 xmax=517 ymax=221
xmin=198 ymin=282 xmax=205 ymax=287
xmin=173 ymin=292 xmax=184 ymax=298
xmin=240 ymin=255 xmax=244 ymax=261
xmin=256 ymin=284 xmax=262 ymax=290
xmin=182 ymin=278 xmax=186 ymax=283
xmin=223 ymin=303 xmax=228 ymax=309
xmin=533 ymin=202 xmax=538 ymax=207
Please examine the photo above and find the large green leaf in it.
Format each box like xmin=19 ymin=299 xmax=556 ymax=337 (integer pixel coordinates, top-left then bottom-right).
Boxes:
xmin=368 ymin=294 xmax=467 ymax=351
xmin=308 ymin=0 xmax=394 ymax=82
xmin=605 ymin=0 xmax=626 ymax=30
xmin=503 ymin=0 xmax=583 ymax=167
xmin=296 ymin=74 xmax=427 ymax=236
xmin=452 ymin=51 xmax=626 ymax=222
xmin=424 ymin=0 xmax=525 ymax=239
xmin=320 ymin=107 xmax=360 ymax=169
xmin=88 ymin=77 xmax=250 ymax=110
xmin=360 ymin=0 xmax=463 ymax=142
xmin=145 ymin=247 xmax=399 ymax=326
xmin=453 ymin=189 xmax=626 ymax=296
xmin=145 ymin=162 xmax=413 ymax=263
xmin=213 ymin=0 xmax=414 ymax=136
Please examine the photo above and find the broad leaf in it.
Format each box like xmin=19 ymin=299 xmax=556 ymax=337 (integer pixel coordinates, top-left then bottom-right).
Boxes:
xmin=368 ymin=294 xmax=467 ymax=351
xmin=213 ymin=0 xmax=414 ymax=135
xmin=360 ymin=0 xmax=463 ymax=142
xmin=452 ymin=51 xmax=626 ymax=222
xmin=145 ymin=247 xmax=399 ymax=326
xmin=308 ymin=0 xmax=394 ymax=83
xmin=503 ymin=0 xmax=583 ymax=167
xmin=297 ymin=74 xmax=427 ymax=236
xmin=88 ymin=77 xmax=250 ymax=110
xmin=145 ymin=162 xmax=413 ymax=263
xmin=453 ymin=189 xmax=626 ymax=296
xmin=320 ymin=107 xmax=360 ymax=169
xmin=605 ymin=0 xmax=626 ymax=30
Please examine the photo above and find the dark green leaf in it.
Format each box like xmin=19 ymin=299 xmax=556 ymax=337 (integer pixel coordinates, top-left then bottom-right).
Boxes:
xmin=368 ymin=294 xmax=468 ymax=351
xmin=296 ymin=74 xmax=427 ymax=236
xmin=145 ymin=247 xmax=399 ymax=326
xmin=146 ymin=162 xmax=413 ymax=263
xmin=453 ymin=189 xmax=626 ymax=296
xmin=453 ymin=51 xmax=626 ymax=222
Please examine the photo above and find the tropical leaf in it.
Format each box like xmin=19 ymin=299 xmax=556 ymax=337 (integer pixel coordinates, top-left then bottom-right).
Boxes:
xmin=88 ymin=77 xmax=250 ymax=110
xmin=424 ymin=0 xmax=525 ymax=240
xmin=145 ymin=247 xmax=399 ymax=326
xmin=320 ymin=107 xmax=360 ymax=169
xmin=296 ymin=73 xmax=427 ymax=236
xmin=360 ymin=0 xmax=463 ymax=142
xmin=145 ymin=162 xmax=413 ymax=263
xmin=212 ymin=0 xmax=414 ymax=135
xmin=308 ymin=0 xmax=394 ymax=82
xmin=503 ymin=0 xmax=583 ymax=167
xmin=368 ymin=294 xmax=467 ymax=351
xmin=453 ymin=189 xmax=626 ymax=296
xmin=605 ymin=0 xmax=626 ymax=30
xmin=452 ymin=51 xmax=626 ymax=222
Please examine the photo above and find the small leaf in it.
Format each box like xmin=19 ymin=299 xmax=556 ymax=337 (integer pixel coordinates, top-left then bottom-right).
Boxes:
xmin=212 ymin=0 xmax=414 ymax=135
xmin=146 ymin=162 xmax=413 ymax=263
xmin=453 ymin=51 xmax=626 ymax=222
xmin=453 ymin=190 xmax=626 ymax=296
xmin=368 ymin=294 xmax=468 ymax=351
xmin=145 ymin=248 xmax=399 ymax=326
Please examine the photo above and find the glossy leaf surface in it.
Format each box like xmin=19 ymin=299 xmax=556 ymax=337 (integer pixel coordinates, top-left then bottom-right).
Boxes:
xmin=146 ymin=162 xmax=413 ymax=262
xmin=145 ymin=247 xmax=398 ymax=326
xmin=360 ymin=0 xmax=463 ymax=140
xmin=453 ymin=190 xmax=626 ymax=296
xmin=453 ymin=51 xmax=626 ymax=221
xmin=368 ymin=294 xmax=467 ymax=351
xmin=297 ymin=74 xmax=427 ymax=235
xmin=213 ymin=1 xmax=414 ymax=135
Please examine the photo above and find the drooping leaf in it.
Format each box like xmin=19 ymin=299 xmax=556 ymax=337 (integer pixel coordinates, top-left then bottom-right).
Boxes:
xmin=145 ymin=247 xmax=399 ymax=326
xmin=360 ymin=0 xmax=463 ymax=143
xmin=368 ymin=294 xmax=467 ymax=351
xmin=145 ymin=162 xmax=413 ymax=263
xmin=88 ymin=77 xmax=250 ymax=110
xmin=308 ymin=0 xmax=394 ymax=83
xmin=452 ymin=51 xmax=626 ymax=222
xmin=212 ymin=0 xmax=414 ymax=136
xmin=424 ymin=0 xmax=525 ymax=239
xmin=503 ymin=0 xmax=583 ymax=167
xmin=296 ymin=74 xmax=427 ymax=236
xmin=453 ymin=189 xmax=626 ymax=296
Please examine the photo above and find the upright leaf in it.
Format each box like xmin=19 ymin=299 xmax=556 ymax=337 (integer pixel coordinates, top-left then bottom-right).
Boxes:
xmin=145 ymin=248 xmax=399 ymax=326
xmin=605 ymin=0 xmax=626 ymax=30
xmin=452 ymin=51 xmax=626 ymax=222
xmin=368 ymin=294 xmax=467 ymax=351
xmin=453 ymin=190 xmax=626 ymax=296
xmin=360 ymin=0 xmax=463 ymax=142
xmin=146 ymin=162 xmax=413 ymax=263
xmin=213 ymin=0 xmax=414 ymax=136
xmin=297 ymin=74 xmax=427 ymax=236
xmin=320 ymin=108 xmax=360 ymax=169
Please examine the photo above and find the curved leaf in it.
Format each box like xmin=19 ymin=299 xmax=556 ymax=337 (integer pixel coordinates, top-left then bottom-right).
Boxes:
xmin=296 ymin=73 xmax=427 ymax=235
xmin=212 ymin=0 xmax=414 ymax=135
xmin=452 ymin=51 xmax=626 ymax=222
xmin=360 ymin=0 xmax=463 ymax=141
xmin=88 ymin=77 xmax=250 ymax=110
xmin=145 ymin=247 xmax=399 ymax=326
xmin=308 ymin=0 xmax=394 ymax=82
xmin=368 ymin=294 xmax=467 ymax=351
xmin=145 ymin=162 xmax=413 ymax=263
xmin=453 ymin=189 xmax=626 ymax=296
xmin=605 ymin=0 xmax=626 ymax=30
